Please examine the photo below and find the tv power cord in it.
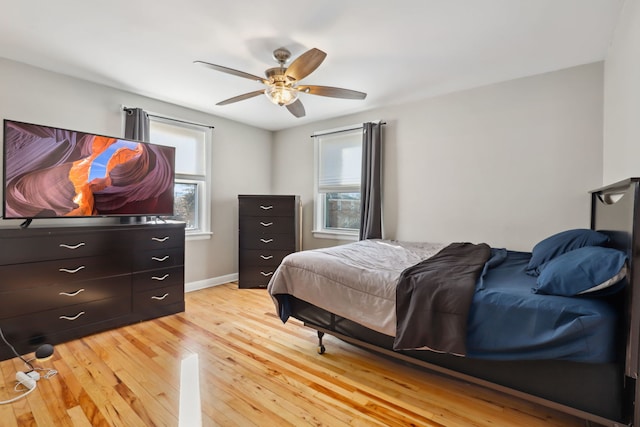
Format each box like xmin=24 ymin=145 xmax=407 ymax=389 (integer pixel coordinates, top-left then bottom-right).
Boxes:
xmin=0 ymin=328 xmax=57 ymax=404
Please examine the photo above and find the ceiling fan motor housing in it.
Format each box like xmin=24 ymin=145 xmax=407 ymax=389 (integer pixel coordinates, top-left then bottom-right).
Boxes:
xmin=265 ymin=67 xmax=294 ymax=85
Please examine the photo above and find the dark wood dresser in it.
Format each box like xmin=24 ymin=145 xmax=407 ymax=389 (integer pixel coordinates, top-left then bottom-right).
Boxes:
xmin=238 ymin=195 xmax=301 ymax=288
xmin=0 ymin=222 xmax=185 ymax=360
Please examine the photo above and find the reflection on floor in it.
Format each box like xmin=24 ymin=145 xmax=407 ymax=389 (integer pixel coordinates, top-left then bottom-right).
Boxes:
xmin=179 ymin=353 xmax=201 ymax=427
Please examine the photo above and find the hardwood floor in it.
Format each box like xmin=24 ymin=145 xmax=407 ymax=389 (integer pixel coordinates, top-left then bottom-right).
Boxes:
xmin=0 ymin=283 xmax=586 ymax=426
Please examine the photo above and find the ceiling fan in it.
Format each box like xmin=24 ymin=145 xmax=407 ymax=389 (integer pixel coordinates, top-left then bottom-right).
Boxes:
xmin=195 ymin=47 xmax=367 ymax=118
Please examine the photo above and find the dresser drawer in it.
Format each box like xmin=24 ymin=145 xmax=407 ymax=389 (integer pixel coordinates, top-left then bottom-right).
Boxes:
xmin=0 ymin=255 xmax=130 ymax=292
xmin=239 ymin=196 xmax=296 ymax=217
xmin=55 ymin=297 xmax=131 ymax=330
xmin=0 ymin=275 xmax=131 ymax=319
xmin=0 ymin=229 xmax=121 ymax=265
xmin=133 ymin=247 xmax=184 ymax=271
xmin=0 ymin=296 xmax=132 ymax=345
xmin=131 ymin=226 xmax=185 ymax=251
xmin=240 ymin=250 xmax=290 ymax=267
xmin=239 ymin=233 xmax=295 ymax=250
xmin=134 ymin=283 xmax=185 ymax=319
xmin=239 ymin=216 xmax=296 ymax=235
xmin=239 ymin=265 xmax=280 ymax=288
xmin=132 ymin=266 xmax=184 ymax=291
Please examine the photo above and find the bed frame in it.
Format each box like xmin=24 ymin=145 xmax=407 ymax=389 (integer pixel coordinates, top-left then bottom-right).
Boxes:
xmin=284 ymin=178 xmax=640 ymax=427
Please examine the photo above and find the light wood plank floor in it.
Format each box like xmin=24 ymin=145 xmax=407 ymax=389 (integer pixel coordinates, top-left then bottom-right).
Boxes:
xmin=0 ymin=283 xmax=586 ymax=426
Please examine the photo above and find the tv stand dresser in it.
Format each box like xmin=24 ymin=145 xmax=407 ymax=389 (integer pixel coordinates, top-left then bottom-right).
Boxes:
xmin=0 ymin=222 xmax=185 ymax=360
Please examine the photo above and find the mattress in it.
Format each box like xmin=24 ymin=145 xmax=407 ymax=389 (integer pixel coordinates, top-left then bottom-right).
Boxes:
xmin=268 ymin=240 xmax=620 ymax=363
xmin=269 ymin=239 xmax=446 ymax=336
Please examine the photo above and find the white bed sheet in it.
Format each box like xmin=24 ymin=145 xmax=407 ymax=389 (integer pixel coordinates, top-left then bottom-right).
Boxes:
xmin=267 ymin=239 xmax=445 ymax=336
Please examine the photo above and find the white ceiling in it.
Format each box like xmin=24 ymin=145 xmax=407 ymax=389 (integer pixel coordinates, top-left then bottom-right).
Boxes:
xmin=0 ymin=0 xmax=624 ymax=131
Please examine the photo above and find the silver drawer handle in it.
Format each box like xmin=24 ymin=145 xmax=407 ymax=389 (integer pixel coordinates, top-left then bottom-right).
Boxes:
xmin=59 ymin=242 xmax=86 ymax=250
xmin=151 ymin=293 xmax=169 ymax=300
xmin=260 ymin=271 xmax=274 ymax=277
xmin=260 ymin=238 xmax=274 ymax=243
xmin=260 ymin=255 xmax=273 ymax=260
xmin=152 ymin=256 xmax=170 ymax=262
xmin=260 ymin=205 xmax=273 ymax=210
xmin=260 ymin=222 xmax=274 ymax=227
xmin=59 ymin=266 xmax=86 ymax=274
xmin=60 ymin=311 xmax=85 ymax=321
xmin=152 ymin=274 xmax=170 ymax=281
xmin=152 ymin=236 xmax=170 ymax=242
xmin=59 ymin=288 xmax=85 ymax=297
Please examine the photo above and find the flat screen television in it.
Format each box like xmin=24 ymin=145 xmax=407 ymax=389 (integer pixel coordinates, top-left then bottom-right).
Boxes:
xmin=2 ymin=119 xmax=175 ymax=220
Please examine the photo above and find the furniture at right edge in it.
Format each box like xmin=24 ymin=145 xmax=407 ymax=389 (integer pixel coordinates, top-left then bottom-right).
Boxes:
xmin=238 ymin=195 xmax=301 ymax=289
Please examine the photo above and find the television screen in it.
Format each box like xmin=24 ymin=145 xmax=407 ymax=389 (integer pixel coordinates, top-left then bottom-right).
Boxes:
xmin=2 ymin=120 xmax=175 ymax=219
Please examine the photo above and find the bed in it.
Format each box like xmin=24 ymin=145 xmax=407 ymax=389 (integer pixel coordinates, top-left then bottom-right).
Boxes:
xmin=267 ymin=177 xmax=640 ymax=427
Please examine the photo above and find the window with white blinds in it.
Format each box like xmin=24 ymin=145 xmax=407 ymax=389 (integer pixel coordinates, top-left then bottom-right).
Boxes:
xmin=149 ymin=116 xmax=210 ymax=235
xmin=317 ymin=131 xmax=362 ymax=192
xmin=314 ymin=127 xmax=363 ymax=238
xmin=149 ymin=119 xmax=206 ymax=176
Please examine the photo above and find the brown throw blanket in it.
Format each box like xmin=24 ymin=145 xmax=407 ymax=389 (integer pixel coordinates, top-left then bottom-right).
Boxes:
xmin=394 ymin=242 xmax=491 ymax=355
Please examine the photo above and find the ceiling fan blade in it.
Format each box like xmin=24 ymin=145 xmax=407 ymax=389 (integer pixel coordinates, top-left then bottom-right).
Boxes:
xmin=194 ymin=60 xmax=267 ymax=84
xmin=286 ymin=99 xmax=306 ymax=118
xmin=285 ymin=48 xmax=327 ymax=82
xmin=216 ymin=90 xmax=265 ymax=106
xmin=298 ymin=85 xmax=367 ymax=100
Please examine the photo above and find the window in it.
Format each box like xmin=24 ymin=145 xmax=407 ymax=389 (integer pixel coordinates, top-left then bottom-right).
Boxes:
xmin=313 ymin=127 xmax=363 ymax=239
xmin=149 ymin=117 xmax=211 ymax=235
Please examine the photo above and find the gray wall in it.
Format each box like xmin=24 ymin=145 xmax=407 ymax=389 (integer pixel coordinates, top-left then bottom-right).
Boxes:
xmin=0 ymin=58 xmax=272 ymax=287
xmin=603 ymin=0 xmax=640 ymax=183
xmin=272 ymin=63 xmax=604 ymax=252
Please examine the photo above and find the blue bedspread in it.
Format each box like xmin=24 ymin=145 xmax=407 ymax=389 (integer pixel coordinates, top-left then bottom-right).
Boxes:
xmin=466 ymin=249 xmax=620 ymax=363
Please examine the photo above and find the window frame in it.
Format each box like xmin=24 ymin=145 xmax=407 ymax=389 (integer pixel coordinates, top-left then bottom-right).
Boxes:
xmin=147 ymin=115 xmax=212 ymax=239
xmin=312 ymin=125 xmax=363 ymax=241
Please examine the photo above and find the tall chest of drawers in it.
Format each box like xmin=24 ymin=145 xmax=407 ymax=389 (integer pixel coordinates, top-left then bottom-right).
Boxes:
xmin=0 ymin=222 xmax=185 ymax=360
xmin=238 ymin=195 xmax=301 ymax=288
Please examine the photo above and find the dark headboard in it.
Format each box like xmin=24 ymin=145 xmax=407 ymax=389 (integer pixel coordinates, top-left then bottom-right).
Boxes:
xmin=591 ymin=177 xmax=640 ymax=380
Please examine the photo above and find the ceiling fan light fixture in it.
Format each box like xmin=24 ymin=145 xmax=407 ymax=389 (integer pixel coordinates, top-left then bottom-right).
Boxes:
xmin=265 ymin=85 xmax=299 ymax=106
xmin=197 ymin=46 xmax=365 ymax=117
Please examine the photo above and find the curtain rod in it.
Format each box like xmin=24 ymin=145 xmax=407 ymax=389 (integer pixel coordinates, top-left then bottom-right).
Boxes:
xmin=310 ymin=121 xmax=386 ymax=138
xmin=122 ymin=107 xmax=215 ymax=129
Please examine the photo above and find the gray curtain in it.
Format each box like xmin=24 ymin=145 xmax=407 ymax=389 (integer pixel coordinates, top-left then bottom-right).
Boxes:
xmin=124 ymin=107 xmax=150 ymax=142
xmin=359 ymin=122 xmax=382 ymax=240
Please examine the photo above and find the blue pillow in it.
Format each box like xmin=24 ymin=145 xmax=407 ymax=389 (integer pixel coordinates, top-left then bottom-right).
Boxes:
xmin=533 ymin=246 xmax=627 ymax=296
xmin=526 ymin=229 xmax=610 ymax=276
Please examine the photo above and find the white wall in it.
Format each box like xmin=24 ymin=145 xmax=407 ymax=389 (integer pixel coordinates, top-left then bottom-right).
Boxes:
xmin=603 ymin=0 xmax=640 ymax=183
xmin=0 ymin=58 xmax=273 ymax=285
xmin=273 ymin=63 xmax=604 ymax=251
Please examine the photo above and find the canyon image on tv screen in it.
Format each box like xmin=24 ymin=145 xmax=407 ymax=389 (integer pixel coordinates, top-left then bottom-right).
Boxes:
xmin=2 ymin=120 xmax=176 ymax=219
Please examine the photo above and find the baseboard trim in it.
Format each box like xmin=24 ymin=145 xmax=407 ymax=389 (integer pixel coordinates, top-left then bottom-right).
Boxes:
xmin=185 ymin=273 xmax=238 ymax=293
